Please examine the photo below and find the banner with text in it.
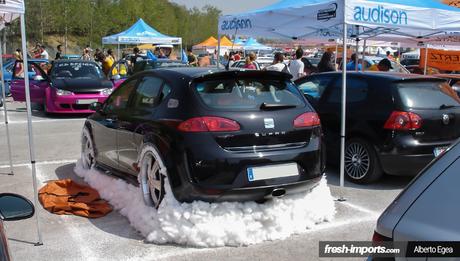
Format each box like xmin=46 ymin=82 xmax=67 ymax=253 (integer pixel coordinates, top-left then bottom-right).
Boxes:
xmin=420 ymin=48 xmax=460 ymax=71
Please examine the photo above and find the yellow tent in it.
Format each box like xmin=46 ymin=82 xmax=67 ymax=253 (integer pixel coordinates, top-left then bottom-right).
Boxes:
xmin=194 ymin=36 xmax=218 ymax=48
xmin=193 ymin=36 xmax=239 ymax=48
xmin=137 ymin=43 xmax=155 ymax=50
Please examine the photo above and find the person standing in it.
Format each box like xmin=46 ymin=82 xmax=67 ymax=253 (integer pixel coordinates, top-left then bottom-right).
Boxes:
xmin=130 ymin=47 xmax=143 ymax=65
xmin=386 ymin=51 xmax=394 ymax=61
xmin=55 ymin=45 xmax=63 ymax=60
xmin=243 ymin=52 xmax=257 ymax=70
xmin=39 ymin=45 xmax=49 ymax=60
xmin=81 ymin=48 xmax=92 ymax=60
xmin=288 ymin=48 xmax=305 ymax=80
xmin=317 ymin=51 xmax=336 ymax=73
xmin=102 ymin=49 xmax=115 ymax=76
xmin=187 ymin=49 xmax=198 ymax=67
xmin=346 ymin=53 xmax=362 ymax=71
xmin=265 ymin=52 xmax=289 ymax=73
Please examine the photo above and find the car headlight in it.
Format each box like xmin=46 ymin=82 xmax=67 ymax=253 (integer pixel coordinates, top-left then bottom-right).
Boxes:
xmin=56 ymin=89 xmax=73 ymax=96
xmin=101 ymin=88 xmax=113 ymax=96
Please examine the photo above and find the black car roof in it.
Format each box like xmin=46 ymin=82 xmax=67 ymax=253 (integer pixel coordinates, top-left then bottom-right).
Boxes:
xmin=150 ymin=67 xmax=293 ymax=81
xmin=313 ymin=71 xmax=442 ymax=81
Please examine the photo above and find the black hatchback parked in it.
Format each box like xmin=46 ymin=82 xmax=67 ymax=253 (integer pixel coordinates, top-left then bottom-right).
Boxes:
xmin=296 ymin=72 xmax=460 ymax=183
xmin=82 ymin=68 xmax=324 ymax=208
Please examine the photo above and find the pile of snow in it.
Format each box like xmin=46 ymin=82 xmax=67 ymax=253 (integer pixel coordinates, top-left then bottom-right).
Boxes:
xmin=74 ymin=160 xmax=335 ymax=247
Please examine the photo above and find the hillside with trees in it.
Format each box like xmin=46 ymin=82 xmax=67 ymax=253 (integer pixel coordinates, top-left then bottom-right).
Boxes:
xmin=4 ymin=0 xmax=220 ymax=53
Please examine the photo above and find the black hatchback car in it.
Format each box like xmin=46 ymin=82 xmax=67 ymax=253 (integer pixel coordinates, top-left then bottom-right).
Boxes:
xmin=82 ymin=68 xmax=324 ymax=208
xmin=296 ymin=72 xmax=460 ymax=183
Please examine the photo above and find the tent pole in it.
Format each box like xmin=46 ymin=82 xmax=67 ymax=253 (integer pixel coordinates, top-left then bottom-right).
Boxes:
xmin=362 ymin=39 xmax=367 ymax=71
xmin=180 ymin=43 xmax=183 ymax=61
xmin=338 ymin=21 xmax=348 ymax=202
xmin=334 ymin=41 xmax=338 ymax=67
xmin=424 ymin=45 xmax=429 ymax=75
xmin=117 ymin=44 xmax=120 ymax=61
xmin=0 ymin=34 xmax=13 ymax=175
xmin=355 ymin=38 xmax=359 ymax=71
xmin=217 ymin=33 xmax=221 ymax=69
xmin=20 ymin=14 xmax=43 ymax=246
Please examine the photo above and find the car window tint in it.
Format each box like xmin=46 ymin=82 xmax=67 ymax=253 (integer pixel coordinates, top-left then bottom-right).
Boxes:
xmin=328 ymin=77 xmax=368 ymax=103
xmin=298 ymin=76 xmax=331 ymax=99
xmin=195 ymin=78 xmax=304 ymax=110
xmin=105 ymin=79 xmax=137 ymax=111
xmin=397 ymin=81 xmax=460 ymax=109
xmin=132 ymin=76 xmax=163 ymax=107
xmin=160 ymin=83 xmax=171 ymax=101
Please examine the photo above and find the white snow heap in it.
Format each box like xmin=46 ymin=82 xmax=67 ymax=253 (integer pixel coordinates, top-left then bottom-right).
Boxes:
xmin=74 ymin=160 xmax=335 ymax=247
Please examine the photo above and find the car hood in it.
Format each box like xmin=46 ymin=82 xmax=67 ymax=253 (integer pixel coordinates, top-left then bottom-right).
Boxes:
xmin=51 ymin=78 xmax=113 ymax=93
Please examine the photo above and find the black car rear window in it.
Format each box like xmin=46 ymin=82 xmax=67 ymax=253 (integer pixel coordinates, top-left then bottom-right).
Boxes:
xmin=397 ymin=81 xmax=460 ymax=109
xmin=195 ymin=78 xmax=305 ymax=110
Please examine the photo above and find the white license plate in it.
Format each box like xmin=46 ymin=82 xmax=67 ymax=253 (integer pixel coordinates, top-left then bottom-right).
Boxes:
xmin=247 ymin=163 xmax=299 ymax=182
xmin=76 ymin=99 xmax=98 ymax=105
xmin=434 ymin=146 xmax=448 ymax=157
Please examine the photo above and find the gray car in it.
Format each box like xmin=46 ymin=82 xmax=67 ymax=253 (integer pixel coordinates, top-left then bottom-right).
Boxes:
xmin=373 ymin=138 xmax=460 ymax=259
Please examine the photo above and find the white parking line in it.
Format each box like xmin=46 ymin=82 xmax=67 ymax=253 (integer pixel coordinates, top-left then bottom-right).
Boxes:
xmin=0 ymin=159 xmax=77 ymax=169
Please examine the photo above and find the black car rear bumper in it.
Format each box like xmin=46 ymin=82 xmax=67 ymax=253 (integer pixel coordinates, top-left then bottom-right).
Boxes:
xmin=379 ymin=154 xmax=434 ymax=176
xmin=176 ymin=176 xmax=322 ymax=203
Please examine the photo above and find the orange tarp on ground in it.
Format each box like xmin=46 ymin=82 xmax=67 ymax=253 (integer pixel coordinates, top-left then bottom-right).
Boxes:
xmin=39 ymin=179 xmax=112 ymax=218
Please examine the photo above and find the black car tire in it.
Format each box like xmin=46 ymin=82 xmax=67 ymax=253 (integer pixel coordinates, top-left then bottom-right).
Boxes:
xmin=138 ymin=144 xmax=167 ymax=209
xmin=81 ymin=127 xmax=96 ymax=170
xmin=345 ymin=138 xmax=383 ymax=184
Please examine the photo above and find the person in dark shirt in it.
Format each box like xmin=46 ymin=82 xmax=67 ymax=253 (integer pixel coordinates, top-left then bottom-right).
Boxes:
xmin=130 ymin=47 xmax=143 ymax=65
xmin=317 ymin=51 xmax=336 ymax=72
xmin=55 ymin=45 xmax=62 ymax=60
xmin=187 ymin=48 xmax=197 ymax=67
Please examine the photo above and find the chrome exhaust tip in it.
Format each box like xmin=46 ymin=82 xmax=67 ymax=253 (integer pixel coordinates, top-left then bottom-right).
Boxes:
xmin=271 ymin=188 xmax=286 ymax=198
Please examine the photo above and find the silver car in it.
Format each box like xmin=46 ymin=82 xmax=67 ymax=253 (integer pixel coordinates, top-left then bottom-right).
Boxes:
xmin=373 ymin=138 xmax=460 ymax=259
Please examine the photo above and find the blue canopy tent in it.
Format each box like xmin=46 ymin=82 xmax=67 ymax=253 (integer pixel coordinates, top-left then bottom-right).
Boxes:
xmin=102 ymin=18 xmax=182 ymax=59
xmin=218 ymin=0 xmax=460 ymax=195
xmin=243 ymin=38 xmax=272 ymax=51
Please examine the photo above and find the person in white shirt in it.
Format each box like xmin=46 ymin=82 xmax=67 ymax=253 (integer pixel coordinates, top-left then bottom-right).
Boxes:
xmin=288 ymin=48 xmax=305 ymax=81
xmin=265 ymin=52 xmax=289 ymax=73
xmin=40 ymin=45 xmax=49 ymax=60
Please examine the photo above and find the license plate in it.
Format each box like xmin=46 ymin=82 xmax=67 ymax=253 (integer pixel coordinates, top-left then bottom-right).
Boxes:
xmin=76 ymin=99 xmax=98 ymax=105
xmin=434 ymin=146 xmax=448 ymax=157
xmin=247 ymin=163 xmax=299 ymax=182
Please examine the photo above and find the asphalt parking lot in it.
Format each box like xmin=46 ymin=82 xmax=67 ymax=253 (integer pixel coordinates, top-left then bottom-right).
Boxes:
xmin=0 ymin=98 xmax=413 ymax=261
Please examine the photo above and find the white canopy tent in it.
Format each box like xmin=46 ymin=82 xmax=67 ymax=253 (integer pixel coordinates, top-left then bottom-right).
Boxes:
xmin=218 ymin=0 xmax=460 ymax=194
xmin=0 ymin=0 xmax=43 ymax=245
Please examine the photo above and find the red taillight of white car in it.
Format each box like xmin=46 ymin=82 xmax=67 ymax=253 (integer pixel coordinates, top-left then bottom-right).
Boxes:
xmin=293 ymin=112 xmax=321 ymax=128
xmin=177 ymin=116 xmax=241 ymax=132
xmin=384 ymin=111 xmax=422 ymax=131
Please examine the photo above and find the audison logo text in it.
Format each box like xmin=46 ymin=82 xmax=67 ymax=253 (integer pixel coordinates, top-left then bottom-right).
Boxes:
xmin=353 ymin=5 xmax=408 ymax=25
xmin=221 ymin=18 xmax=252 ymax=31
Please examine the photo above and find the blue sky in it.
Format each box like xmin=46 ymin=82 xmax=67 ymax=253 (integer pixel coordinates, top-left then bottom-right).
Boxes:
xmin=169 ymin=0 xmax=278 ymax=14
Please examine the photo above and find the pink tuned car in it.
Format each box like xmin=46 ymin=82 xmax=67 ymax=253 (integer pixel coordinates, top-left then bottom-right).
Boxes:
xmin=10 ymin=60 xmax=118 ymax=114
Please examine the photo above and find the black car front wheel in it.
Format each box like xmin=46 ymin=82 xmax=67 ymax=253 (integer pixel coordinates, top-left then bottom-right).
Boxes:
xmin=345 ymin=138 xmax=383 ymax=184
xmin=139 ymin=145 xmax=166 ymax=209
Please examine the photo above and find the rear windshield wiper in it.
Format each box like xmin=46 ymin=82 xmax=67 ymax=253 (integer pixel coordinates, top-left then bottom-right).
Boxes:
xmin=440 ymin=104 xmax=458 ymax=109
xmin=260 ymin=103 xmax=297 ymax=110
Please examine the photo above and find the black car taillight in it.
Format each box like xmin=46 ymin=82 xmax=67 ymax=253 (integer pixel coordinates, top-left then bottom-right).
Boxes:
xmin=384 ymin=111 xmax=422 ymax=131
xmin=177 ymin=117 xmax=240 ymax=132
xmin=372 ymin=230 xmax=393 ymax=244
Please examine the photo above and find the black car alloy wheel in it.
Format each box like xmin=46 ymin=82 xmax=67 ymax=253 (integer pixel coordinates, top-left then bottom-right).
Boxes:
xmin=139 ymin=148 xmax=166 ymax=209
xmin=81 ymin=128 xmax=95 ymax=169
xmin=345 ymin=138 xmax=382 ymax=183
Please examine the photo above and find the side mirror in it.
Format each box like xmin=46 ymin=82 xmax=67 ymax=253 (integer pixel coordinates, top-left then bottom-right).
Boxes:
xmin=0 ymin=193 xmax=35 ymax=221
xmin=111 ymin=74 xmax=121 ymax=81
xmin=89 ymin=102 xmax=103 ymax=112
